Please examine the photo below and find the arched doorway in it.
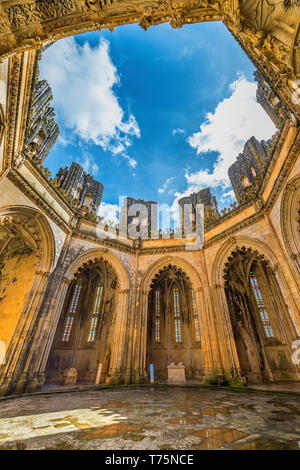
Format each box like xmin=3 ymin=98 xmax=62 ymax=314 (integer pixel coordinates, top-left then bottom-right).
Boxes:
xmin=224 ymin=246 xmax=299 ymax=383
xmin=146 ymin=264 xmax=203 ymax=381
xmin=46 ymin=258 xmax=118 ymax=384
xmin=0 ymin=215 xmax=40 ymax=353
xmin=0 ymin=206 xmax=55 ymax=395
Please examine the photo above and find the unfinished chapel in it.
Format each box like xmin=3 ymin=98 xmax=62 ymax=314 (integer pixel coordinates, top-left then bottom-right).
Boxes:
xmin=0 ymin=0 xmax=300 ymax=399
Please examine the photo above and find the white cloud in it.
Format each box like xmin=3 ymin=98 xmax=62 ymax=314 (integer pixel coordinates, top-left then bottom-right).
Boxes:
xmin=165 ymin=76 xmax=276 ymax=221
xmin=76 ymin=152 xmax=99 ymax=176
xmin=172 ymin=128 xmax=185 ymax=136
xmin=186 ymin=75 xmax=276 ymax=190
xmin=220 ymin=189 xmax=236 ymax=204
xmin=40 ymin=37 xmax=140 ymax=167
xmin=97 ymin=202 xmax=119 ymax=224
xmin=158 ymin=177 xmax=174 ymax=194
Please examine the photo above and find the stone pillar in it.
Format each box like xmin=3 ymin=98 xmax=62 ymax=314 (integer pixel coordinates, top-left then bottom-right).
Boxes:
xmin=193 ymin=285 xmax=213 ymax=381
xmin=130 ymin=288 xmax=149 ymax=384
xmin=106 ymin=289 xmax=130 ymax=385
xmin=212 ymin=283 xmax=243 ymax=383
xmin=36 ymin=276 xmax=72 ymax=380
xmin=198 ymin=249 xmax=225 ymax=383
xmin=0 ymin=269 xmax=52 ymax=396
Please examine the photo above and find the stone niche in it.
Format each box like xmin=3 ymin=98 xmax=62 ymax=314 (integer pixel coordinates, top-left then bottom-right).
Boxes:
xmin=62 ymin=367 xmax=78 ymax=386
xmin=167 ymin=363 xmax=186 ymax=384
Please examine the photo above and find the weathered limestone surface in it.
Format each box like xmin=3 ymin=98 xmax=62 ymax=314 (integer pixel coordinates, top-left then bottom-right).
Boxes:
xmin=167 ymin=363 xmax=186 ymax=383
xmin=0 ymin=1 xmax=299 ymax=396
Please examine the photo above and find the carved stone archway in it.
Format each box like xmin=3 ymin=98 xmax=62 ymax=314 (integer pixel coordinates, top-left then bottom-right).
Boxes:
xmin=46 ymin=256 xmax=119 ymax=384
xmin=146 ymin=264 xmax=204 ymax=380
xmin=223 ymin=245 xmax=300 ymax=383
xmin=39 ymin=247 xmax=131 ymax=386
xmin=132 ymin=255 xmax=210 ymax=383
xmin=0 ymin=1 xmax=299 ymax=122
xmin=281 ymin=176 xmax=300 ymax=275
xmin=0 ymin=205 xmax=55 ymax=395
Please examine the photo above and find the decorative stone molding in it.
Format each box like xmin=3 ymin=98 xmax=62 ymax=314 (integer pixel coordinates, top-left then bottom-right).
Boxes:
xmin=13 ymin=152 xmax=25 ymax=169
xmin=0 ymin=1 xmax=298 ymax=121
xmin=6 ymin=169 xmax=70 ymax=233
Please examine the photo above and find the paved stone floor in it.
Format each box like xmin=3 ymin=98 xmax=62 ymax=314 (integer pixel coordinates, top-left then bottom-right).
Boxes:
xmin=0 ymin=386 xmax=300 ymax=450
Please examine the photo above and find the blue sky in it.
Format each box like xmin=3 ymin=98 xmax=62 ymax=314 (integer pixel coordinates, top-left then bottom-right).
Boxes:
xmin=39 ymin=21 xmax=275 ymax=223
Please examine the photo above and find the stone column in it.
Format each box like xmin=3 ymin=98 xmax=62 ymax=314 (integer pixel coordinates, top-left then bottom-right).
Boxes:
xmin=36 ymin=276 xmax=72 ymax=380
xmin=106 ymin=288 xmax=130 ymax=385
xmin=130 ymin=288 xmax=149 ymax=384
xmin=0 ymin=269 xmax=52 ymax=396
xmin=212 ymin=283 xmax=243 ymax=383
xmin=194 ymin=285 xmax=213 ymax=381
xmin=198 ymin=249 xmax=225 ymax=383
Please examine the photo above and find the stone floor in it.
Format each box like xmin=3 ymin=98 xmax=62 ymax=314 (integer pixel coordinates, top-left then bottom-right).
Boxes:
xmin=0 ymin=386 xmax=299 ymax=450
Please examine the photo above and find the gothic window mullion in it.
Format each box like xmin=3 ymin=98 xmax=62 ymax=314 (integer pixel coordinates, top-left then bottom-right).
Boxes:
xmin=191 ymin=289 xmax=201 ymax=342
xmin=61 ymin=279 xmax=82 ymax=342
xmin=87 ymin=280 xmax=104 ymax=343
xmin=154 ymin=289 xmax=161 ymax=343
xmin=173 ymin=286 xmax=182 ymax=343
xmin=259 ymin=264 xmax=282 ymax=337
xmin=249 ymin=272 xmax=274 ymax=339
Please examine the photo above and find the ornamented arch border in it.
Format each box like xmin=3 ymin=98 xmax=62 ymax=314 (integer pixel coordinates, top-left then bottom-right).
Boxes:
xmin=64 ymin=247 xmax=130 ymax=291
xmin=280 ymin=175 xmax=300 ymax=273
xmin=135 ymin=254 xmax=206 ymax=383
xmin=140 ymin=254 xmax=203 ymax=294
xmin=0 ymin=204 xmax=55 ymax=273
xmin=0 ymin=205 xmax=56 ymax=394
xmin=212 ymin=235 xmax=280 ymax=287
xmin=209 ymin=235 xmax=289 ymax=382
xmin=40 ymin=247 xmax=131 ymax=385
xmin=0 ymin=1 xmax=299 ymax=120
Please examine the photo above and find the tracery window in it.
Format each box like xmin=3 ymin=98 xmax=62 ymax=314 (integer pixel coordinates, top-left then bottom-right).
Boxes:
xmin=191 ymin=289 xmax=201 ymax=342
xmin=88 ymin=281 xmax=103 ymax=342
xmin=154 ymin=289 xmax=161 ymax=343
xmin=249 ymin=273 xmax=274 ymax=338
xmin=62 ymin=279 xmax=82 ymax=342
xmin=173 ymin=287 xmax=182 ymax=342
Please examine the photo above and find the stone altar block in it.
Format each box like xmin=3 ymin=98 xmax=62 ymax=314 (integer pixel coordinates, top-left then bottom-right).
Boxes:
xmin=62 ymin=367 xmax=78 ymax=385
xmin=167 ymin=363 xmax=186 ymax=383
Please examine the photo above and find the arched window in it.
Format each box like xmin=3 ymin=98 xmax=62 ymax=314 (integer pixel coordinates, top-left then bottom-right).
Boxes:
xmin=249 ymin=272 xmax=274 ymax=338
xmin=191 ymin=289 xmax=201 ymax=342
xmin=154 ymin=289 xmax=161 ymax=343
xmin=62 ymin=279 xmax=82 ymax=342
xmin=173 ymin=287 xmax=182 ymax=342
xmin=87 ymin=281 xmax=103 ymax=342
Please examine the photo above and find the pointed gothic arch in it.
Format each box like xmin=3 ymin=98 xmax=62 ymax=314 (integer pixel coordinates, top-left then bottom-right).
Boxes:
xmin=223 ymin=245 xmax=300 ymax=383
xmin=46 ymin=256 xmax=119 ymax=383
xmin=146 ymin=264 xmax=203 ymax=380
xmin=281 ymin=175 xmax=300 ymax=275
xmin=135 ymin=256 xmax=205 ymax=382
xmin=0 ymin=205 xmax=55 ymax=395
xmin=44 ymin=248 xmax=130 ymax=385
